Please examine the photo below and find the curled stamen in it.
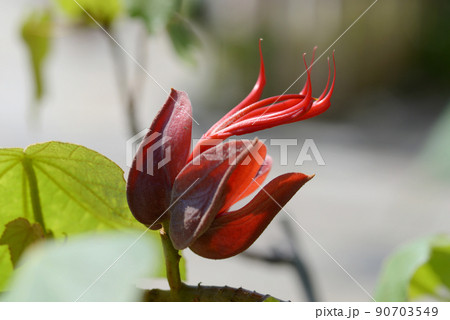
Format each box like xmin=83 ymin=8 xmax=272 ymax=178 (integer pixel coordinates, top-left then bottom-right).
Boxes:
xmin=299 ymin=47 xmax=316 ymax=95
xmin=205 ymin=39 xmax=266 ymax=137
xmin=317 ymin=57 xmax=331 ymax=101
xmin=297 ymin=51 xmax=336 ymax=121
xmin=210 ymin=94 xmax=304 ymax=136
xmin=211 ymin=53 xmax=316 ymax=138
xmin=246 ymin=52 xmax=313 ymax=127
xmin=231 ymin=98 xmax=304 ymax=123
xmin=192 ymin=48 xmax=335 ymax=154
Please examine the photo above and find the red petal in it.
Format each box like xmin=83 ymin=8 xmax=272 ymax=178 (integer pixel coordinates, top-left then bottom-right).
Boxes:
xmin=189 ymin=173 xmax=313 ymax=259
xmin=297 ymin=52 xmax=336 ymax=121
xmin=234 ymin=154 xmax=272 ymax=203
xmin=204 ymin=39 xmax=266 ymax=137
xmin=214 ymin=54 xmax=314 ymax=138
xmin=232 ymin=98 xmax=303 ymax=123
xmin=169 ymin=139 xmax=266 ymax=250
xmin=127 ymin=89 xmax=192 ymax=228
xmin=208 ymin=94 xmax=303 ymax=138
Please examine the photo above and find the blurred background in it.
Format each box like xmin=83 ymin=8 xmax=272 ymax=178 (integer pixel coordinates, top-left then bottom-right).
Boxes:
xmin=1 ymin=0 xmax=449 ymax=301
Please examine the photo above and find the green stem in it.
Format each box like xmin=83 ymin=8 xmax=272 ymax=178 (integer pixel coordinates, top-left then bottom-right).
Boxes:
xmin=155 ymin=222 xmax=284 ymax=302
xmin=160 ymin=222 xmax=183 ymax=295
xmin=156 ymin=223 xmax=285 ymax=301
xmin=22 ymin=156 xmax=47 ymax=234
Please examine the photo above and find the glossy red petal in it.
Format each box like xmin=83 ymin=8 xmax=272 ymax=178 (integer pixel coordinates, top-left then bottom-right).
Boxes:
xmin=214 ymin=55 xmax=314 ymax=138
xmin=297 ymin=52 xmax=336 ymax=121
xmin=209 ymin=94 xmax=303 ymax=137
xmin=190 ymin=96 xmax=301 ymax=158
xmin=189 ymin=172 xmax=313 ymax=259
xmin=127 ymin=89 xmax=192 ymax=228
xmin=169 ymin=139 xmax=266 ymax=250
xmin=220 ymin=141 xmax=267 ymax=212
xmin=233 ymin=98 xmax=303 ymax=123
xmin=205 ymin=39 xmax=266 ymax=137
xmin=299 ymin=47 xmax=316 ymax=96
xmin=234 ymin=154 xmax=272 ymax=203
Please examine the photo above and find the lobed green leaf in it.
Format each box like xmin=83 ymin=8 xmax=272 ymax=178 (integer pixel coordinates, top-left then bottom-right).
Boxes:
xmin=0 ymin=141 xmax=146 ymax=290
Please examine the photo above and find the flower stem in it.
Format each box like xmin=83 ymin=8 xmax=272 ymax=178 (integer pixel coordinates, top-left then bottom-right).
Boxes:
xmin=160 ymin=222 xmax=183 ymax=294
xmin=155 ymin=222 xmax=285 ymax=301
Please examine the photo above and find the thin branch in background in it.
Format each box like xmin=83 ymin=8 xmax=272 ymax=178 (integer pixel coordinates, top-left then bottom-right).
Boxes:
xmin=129 ymin=24 xmax=150 ymax=131
xmin=281 ymin=218 xmax=317 ymax=302
xmin=104 ymin=26 xmax=143 ymax=135
xmin=242 ymin=218 xmax=318 ymax=301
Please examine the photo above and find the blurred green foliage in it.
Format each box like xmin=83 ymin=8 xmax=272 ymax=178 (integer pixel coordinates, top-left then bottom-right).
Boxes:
xmin=409 ymin=241 xmax=450 ymax=301
xmin=125 ymin=0 xmax=179 ymax=33
xmin=167 ymin=14 xmax=199 ymax=63
xmin=21 ymin=10 xmax=53 ymax=101
xmin=375 ymin=235 xmax=450 ymax=302
xmin=414 ymin=0 xmax=450 ymax=88
xmin=125 ymin=0 xmax=200 ymax=61
xmin=54 ymin=0 xmax=122 ymax=27
xmin=421 ymin=101 xmax=450 ymax=180
xmin=2 ymin=231 xmax=158 ymax=301
xmin=22 ymin=0 xmax=201 ymax=104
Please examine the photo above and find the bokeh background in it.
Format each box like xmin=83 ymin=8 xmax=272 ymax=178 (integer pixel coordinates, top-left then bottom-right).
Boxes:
xmin=1 ymin=0 xmax=449 ymax=301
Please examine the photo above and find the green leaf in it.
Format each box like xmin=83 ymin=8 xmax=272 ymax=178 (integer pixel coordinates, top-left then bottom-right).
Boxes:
xmin=375 ymin=235 xmax=450 ymax=302
xmin=54 ymin=0 xmax=122 ymax=27
xmin=0 ymin=246 xmax=13 ymax=290
xmin=409 ymin=239 xmax=450 ymax=301
xmin=2 ymin=231 xmax=158 ymax=301
xmin=125 ymin=0 xmax=179 ymax=34
xmin=21 ymin=10 xmax=53 ymax=101
xmin=167 ymin=14 xmax=199 ymax=62
xmin=0 ymin=142 xmax=138 ymax=237
xmin=0 ymin=218 xmax=45 ymax=268
xmin=0 ymin=142 xmax=160 ymax=292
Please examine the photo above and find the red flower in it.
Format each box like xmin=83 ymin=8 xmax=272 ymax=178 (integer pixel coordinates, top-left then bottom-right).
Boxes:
xmin=127 ymin=42 xmax=335 ymax=259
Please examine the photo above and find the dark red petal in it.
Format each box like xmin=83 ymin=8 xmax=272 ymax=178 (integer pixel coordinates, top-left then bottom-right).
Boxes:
xmin=189 ymin=173 xmax=313 ymax=259
xmin=169 ymin=139 xmax=266 ymax=250
xmin=127 ymin=89 xmax=192 ymax=229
